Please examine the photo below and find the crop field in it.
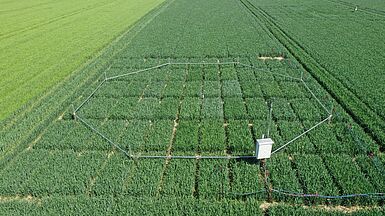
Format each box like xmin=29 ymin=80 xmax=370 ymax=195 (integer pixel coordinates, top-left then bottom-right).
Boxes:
xmin=0 ymin=0 xmax=384 ymax=215
xmin=0 ymin=0 xmax=164 ymax=120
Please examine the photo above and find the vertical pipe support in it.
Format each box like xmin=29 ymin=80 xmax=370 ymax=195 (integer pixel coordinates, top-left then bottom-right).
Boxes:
xmin=71 ymin=104 xmax=77 ymax=121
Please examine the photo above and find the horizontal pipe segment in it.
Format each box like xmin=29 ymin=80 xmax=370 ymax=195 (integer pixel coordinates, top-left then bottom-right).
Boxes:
xmin=133 ymin=155 xmax=257 ymax=159
xmin=169 ymin=61 xmax=239 ymax=65
xmin=230 ymin=189 xmax=384 ymax=199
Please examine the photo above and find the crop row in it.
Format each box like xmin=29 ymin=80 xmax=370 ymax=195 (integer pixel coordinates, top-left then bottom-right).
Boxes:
xmin=2 ymin=194 xmax=384 ymax=215
xmin=35 ymin=112 xmax=379 ymax=156
xmin=0 ymin=148 xmax=383 ymax=206
xmin=79 ymin=96 xmax=325 ymax=121
xmin=268 ymin=153 xmax=384 ymax=205
xmin=118 ymin=0 xmax=284 ymax=58
xmin=96 ymin=79 xmax=308 ymax=100
xmin=245 ymin=0 xmax=385 ymax=147
xmin=0 ymin=149 xmax=106 ymax=196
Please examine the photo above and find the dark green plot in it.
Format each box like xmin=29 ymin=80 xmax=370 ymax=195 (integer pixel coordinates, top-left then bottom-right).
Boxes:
xmin=227 ymin=120 xmax=254 ymax=153
xmin=224 ymin=97 xmax=248 ymax=120
xmin=220 ymin=67 xmax=238 ymax=80
xmin=34 ymin=121 xmax=73 ymax=149
xmin=126 ymin=160 xmax=164 ymax=197
xmin=173 ymin=120 xmax=199 ymax=151
xmin=155 ymin=97 xmax=179 ymax=119
xmin=268 ymin=154 xmax=303 ymax=203
xmin=120 ymin=120 xmax=149 ymax=152
xmin=168 ymin=68 xmax=186 ymax=81
xmin=23 ymin=150 xmax=106 ymax=196
xmin=98 ymin=120 xmax=127 ymax=142
xmin=246 ymin=98 xmax=268 ymax=120
xmin=40 ymin=195 xmax=113 ymax=215
xmin=151 ymin=67 xmax=170 ymax=81
xmin=185 ymin=81 xmax=202 ymax=97
xmin=260 ymin=80 xmax=284 ymax=98
xmin=121 ymin=81 xmax=147 ymax=97
xmin=303 ymin=121 xmax=350 ymax=154
xmin=131 ymin=97 xmax=160 ymax=119
xmin=203 ymin=81 xmax=221 ymax=97
xmin=333 ymin=122 xmax=379 ymax=155
xmin=186 ymin=66 xmax=203 ymax=81
xmin=75 ymin=120 xmax=115 ymax=151
xmin=253 ymin=69 xmax=274 ymax=81
xmin=198 ymin=160 xmax=229 ymax=199
xmin=145 ymin=120 xmax=174 ymax=151
xmin=161 ymin=160 xmax=195 ymax=197
xmin=278 ymin=81 xmax=307 ymax=98
xmin=324 ymin=154 xmax=375 ymax=205
xmin=163 ymin=81 xmax=185 ymax=97
xmin=96 ymin=81 xmax=132 ymax=98
xmin=112 ymin=197 xmax=192 ymax=215
xmin=109 ymin=97 xmax=137 ymax=119
xmin=0 ymin=149 xmax=49 ymax=195
xmin=277 ymin=121 xmax=316 ymax=154
xmin=180 ymin=97 xmax=201 ymax=120
xmin=92 ymin=154 xmax=133 ymax=196
xmin=294 ymin=154 xmax=340 ymax=204
xmin=271 ymin=98 xmax=297 ymax=121
xmin=204 ymin=66 xmax=220 ymax=81
xmin=237 ymin=69 xmax=255 ymax=83
xmin=240 ymin=80 xmax=263 ymax=97
xmin=267 ymin=60 xmax=286 ymax=69
xmin=38 ymin=119 xmax=110 ymax=151
xmin=0 ymin=199 xmax=38 ymax=215
xmin=143 ymin=81 xmax=165 ymax=98
xmin=232 ymin=160 xmax=265 ymax=200
xmin=79 ymin=97 xmax=119 ymax=119
xmin=200 ymin=120 xmax=226 ymax=151
xmin=290 ymin=98 xmax=323 ymax=121
xmin=355 ymin=155 xmax=385 ymax=192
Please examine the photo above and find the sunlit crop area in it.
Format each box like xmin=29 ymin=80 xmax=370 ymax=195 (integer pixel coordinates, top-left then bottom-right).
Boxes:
xmin=0 ymin=0 xmax=384 ymax=215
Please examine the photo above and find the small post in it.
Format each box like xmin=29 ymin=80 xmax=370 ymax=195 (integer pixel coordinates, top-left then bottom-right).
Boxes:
xmin=328 ymin=102 xmax=334 ymax=124
xmin=104 ymin=72 xmax=107 ymax=81
xmin=128 ymin=143 xmax=133 ymax=158
xmin=300 ymin=69 xmax=305 ymax=81
xmin=267 ymin=101 xmax=273 ymax=138
xmin=71 ymin=104 xmax=77 ymax=121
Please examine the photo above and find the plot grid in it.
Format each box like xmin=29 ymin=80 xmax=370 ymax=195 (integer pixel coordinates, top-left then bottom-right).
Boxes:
xmin=73 ymin=60 xmax=332 ymax=160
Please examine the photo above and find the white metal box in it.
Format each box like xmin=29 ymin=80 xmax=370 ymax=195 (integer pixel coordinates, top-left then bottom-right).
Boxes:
xmin=256 ymin=138 xmax=274 ymax=159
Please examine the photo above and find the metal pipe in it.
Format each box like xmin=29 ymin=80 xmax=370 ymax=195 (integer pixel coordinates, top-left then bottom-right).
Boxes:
xmin=271 ymin=115 xmax=332 ymax=154
xmin=170 ymin=61 xmax=239 ymax=66
xmin=74 ymin=79 xmax=106 ymax=113
xmin=76 ymin=114 xmax=133 ymax=158
xmin=134 ymin=155 xmax=256 ymax=159
xmin=267 ymin=101 xmax=273 ymax=138
xmin=106 ymin=63 xmax=170 ymax=80
xmin=301 ymin=80 xmax=331 ymax=115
